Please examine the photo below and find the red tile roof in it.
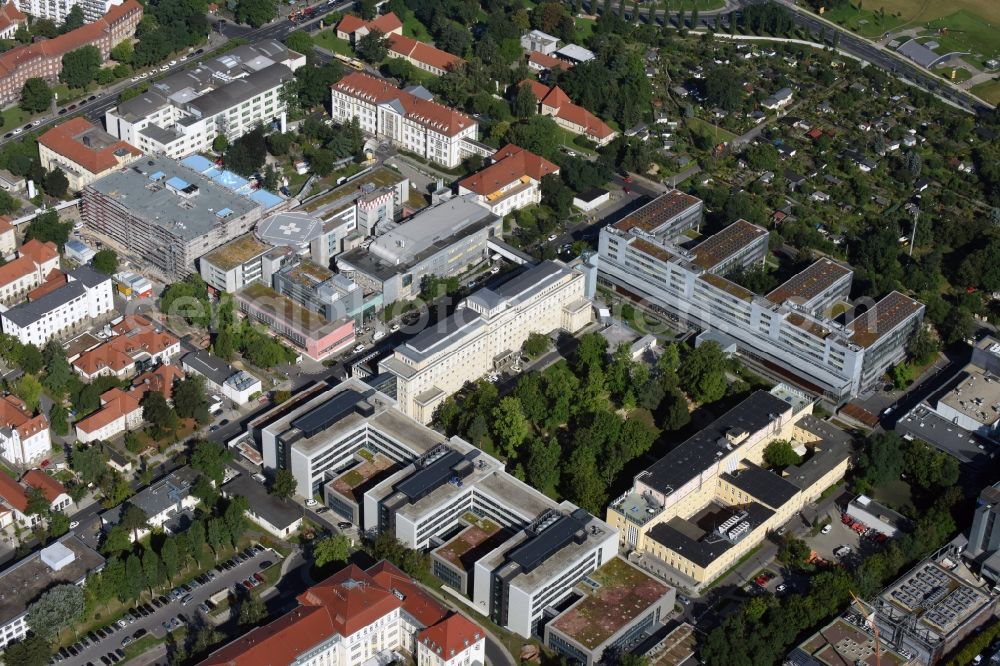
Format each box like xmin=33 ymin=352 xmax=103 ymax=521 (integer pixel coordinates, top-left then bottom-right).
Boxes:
xmin=132 ymin=364 xmax=184 ymax=401
xmin=0 ymin=2 xmax=26 ymax=34
xmin=0 ymin=472 xmax=27 ymax=512
xmin=387 ymin=33 xmax=464 ymax=72
xmin=21 ymin=469 xmax=65 ymax=502
xmin=0 ymin=0 xmax=141 ymax=78
xmin=367 ymin=561 xmax=449 ymax=627
xmin=39 ymin=118 xmax=140 ymax=176
xmin=299 ymin=564 xmax=401 ymax=636
xmin=518 ymin=80 xmax=614 ymax=141
xmin=418 ymin=614 xmax=484 ymax=660
xmin=200 ymin=605 xmax=338 ymax=666
xmin=0 ymin=215 xmax=13 ymax=235
xmin=73 ymin=324 xmax=179 ymax=376
xmin=19 ymin=239 xmax=58 ymax=266
xmin=459 ymin=144 xmax=558 ymax=196
xmin=0 ymin=394 xmax=47 ymax=441
xmin=333 ymin=72 xmax=475 ymax=137
xmin=0 ymin=255 xmax=36 ymax=288
xmin=74 ymin=388 xmax=141 ymax=435
xmin=27 ymin=269 xmax=67 ymax=301
xmin=336 ymin=11 xmax=403 ymax=37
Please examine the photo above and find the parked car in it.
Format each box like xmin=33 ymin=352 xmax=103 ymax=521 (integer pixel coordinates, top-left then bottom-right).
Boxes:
xmin=821 ymin=524 xmax=832 ymax=534
xmin=259 ymin=559 xmax=273 ymax=569
xmin=180 ymin=594 xmax=193 ymax=605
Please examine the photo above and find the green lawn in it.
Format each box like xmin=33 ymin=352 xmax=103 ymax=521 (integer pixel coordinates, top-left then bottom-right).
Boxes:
xmin=685 ymin=115 xmax=739 ymax=143
xmin=314 ymin=30 xmax=353 ymax=56
xmin=0 ymin=106 xmax=26 ymax=132
xmin=922 ymin=10 xmax=1000 ymax=65
xmin=970 ymin=78 xmax=1000 ymax=105
xmin=575 ymin=17 xmax=595 ymax=42
xmin=820 ymin=4 xmax=903 ymax=39
xmin=399 ymin=8 xmax=432 ymax=42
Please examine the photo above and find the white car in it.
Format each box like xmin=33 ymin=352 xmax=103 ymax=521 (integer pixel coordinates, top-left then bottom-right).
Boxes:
xmin=390 ymin=323 xmax=400 ymax=332
xmin=131 ymin=76 xmax=139 ymax=82
xmin=372 ymin=330 xmax=385 ymax=341
xmin=353 ymin=343 xmax=366 ymax=353
xmin=69 ymin=521 xmax=79 ymax=529
xmin=139 ymin=72 xmax=149 ymax=78
xmin=169 ymin=60 xmax=177 ymax=66
xmin=12 ymin=128 xmax=21 ymax=135
xmin=547 ymin=234 xmax=558 ymax=242
xmin=159 ymin=65 xmax=169 ymax=72
xmin=490 ymin=266 xmax=500 ymax=274
xmin=305 ymin=499 xmax=317 ymax=507
xmin=821 ymin=524 xmax=832 ymax=534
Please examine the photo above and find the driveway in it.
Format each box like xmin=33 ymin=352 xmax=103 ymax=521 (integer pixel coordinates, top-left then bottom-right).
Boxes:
xmin=56 ymin=546 xmax=280 ymax=666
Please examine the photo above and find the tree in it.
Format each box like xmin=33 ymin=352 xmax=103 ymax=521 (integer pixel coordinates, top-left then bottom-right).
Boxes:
xmin=161 ymin=536 xmax=179 ymax=581
xmin=191 ymin=440 xmax=231 ymax=484
xmin=121 ymin=503 xmax=149 ymax=542
xmin=91 ymin=248 xmax=118 ymax=275
xmin=678 ymin=342 xmax=728 ymax=404
xmin=703 ymin=66 xmax=742 ymax=110
xmin=60 ymin=45 xmax=101 ymax=89
xmin=12 ymin=374 xmax=42 ymax=412
xmin=3 ymin=633 xmax=52 ymax=666
xmin=109 ymin=40 xmax=133 ymax=64
xmin=207 ymin=517 xmax=227 ymax=557
xmin=858 ymin=432 xmax=904 ymax=488
xmin=224 ymin=126 xmax=267 ymax=177
xmin=778 ymin=535 xmax=811 ymax=568
xmin=60 ymin=5 xmax=85 ymax=32
xmin=512 ymin=84 xmax=537 ymax=118
xmin=141 ymin=391 xmax=174 ymax=438
xmin=381 ymin=57 xmax=417 ymax=85
xmin=271 ymin=468 xmax=297 ymax=500
xmin=238 ymin=595 xmax=266 ymax=625
xmin=661 ymin=388 xmax=690 ymax=431
xmin=25 ymin=487 xmax=49 ymax=517
xmin=48 ymin=403 xmax=69 ymax=436
xmin=189 ymin=519 xmax=206 ymax=557
xmin=234 ymin=0 xmax=277 ymax=27
xmin=907 ymin=327 xmax=939 ymax=365
xmin=173 ymin=374 xmax=210 ymax=424
xmin=44 ymin=168 xmax=69 ymax=198
xmin=314 ymin=534 xmax=351 ymax=567
xmin=102 ymin=524 xmax=132 ymax=557
xmin=70 ymin=445 xmax=106 ymax=485
xmin=223 ymin=495 xmax=248 ymax=547
xmin=20 ymin=78 xmax=52 ymax=113
xmin=526 ymin=437 xmax=560 ymax=493
xmin=23 ymin=210 xmax=71 ymax=248
xmin=42 ymin=340 xmax=72 ymax=396
xmin=142 ymin=547 xmax=164 ymax=592
xmin=27 ymin=584 xmax=84 ymax=638
xmin=356 ymin=29 xmax=389 ymax=64
xmin=357 ymin=0 xmax=377 ymax=19
xmin=285 ymin=30 xmax=313 ymax=57
xmin=212 ymin=134 xmax=228 ymax=153
xmin=763 ymin=440 xmax=801 ymax=469
xmin=492 ymin=397 xmax=529 ymax=458
xmin=522 ymin=333 xmax=550 ymax=359
xmin=125 ymin=553 xmax=144 ymax=600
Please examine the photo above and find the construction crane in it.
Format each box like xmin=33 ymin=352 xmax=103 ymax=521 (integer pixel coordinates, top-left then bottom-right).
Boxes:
xmin=850 ymin=591 xmax=881 ymax=666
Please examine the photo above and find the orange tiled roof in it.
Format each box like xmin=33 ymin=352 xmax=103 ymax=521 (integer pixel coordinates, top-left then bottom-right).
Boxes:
xmin=0 ymin=215 xmax=13 ymax=235
xmin=459 ymin=144 xmax=558 ymax=196
xmin=527 ymin=50 xmax=571 ymax=71
xmin=387 ymin=33 xmax=464 ymax=72
xmin=38 ymin=117 xmax=140 ymax=175
xmin=418 ymin=614 xmax=484 ymax=660
xmin=73 ymin=325 xmax=179 ymax=376
xmin=0 ymin=394 xmax=47 ymax=441
xmin=333 ymin=72 xmax=475 ymax=137
xmin=0 ymin=473 xmax=27 ymax=512
xmin=0 ymin=255 xmax=36 ymax=288
xmin=18 ymin=239 xmax=58 ymax=265
xmin=0 ymin=2 xmax=26 ymax=33
xmin=367 ymin=561 xmax=449 ymax=627
xmin=74 ymin=388 xmax=141 ymax=435
xmin=337 ymin=11 xmax=402 ymax=37
xmin=27 ymin=268 xmax=67 ymax=301
xmin=518 ymin=80 xmax=614 ymax=141
xmin=21 ymin=469 xmax=65 ymax=502
xmin=132 ymin=364 xmax=184 ymax=401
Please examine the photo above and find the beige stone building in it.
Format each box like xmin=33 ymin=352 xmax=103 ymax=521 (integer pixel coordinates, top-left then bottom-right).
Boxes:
xmin=38 ymin=118 xmax=141 ymax=193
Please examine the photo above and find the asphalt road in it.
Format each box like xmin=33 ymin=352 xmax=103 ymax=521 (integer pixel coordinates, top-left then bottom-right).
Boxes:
xmin=58 ymin=546 xmax=276 ymax=666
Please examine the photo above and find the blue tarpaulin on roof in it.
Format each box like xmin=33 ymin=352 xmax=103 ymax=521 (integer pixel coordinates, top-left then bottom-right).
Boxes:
xmin=250 ymin=189 xmax=282 ymax=210
xmin=180 ymin=155 xmax=214 ymax=173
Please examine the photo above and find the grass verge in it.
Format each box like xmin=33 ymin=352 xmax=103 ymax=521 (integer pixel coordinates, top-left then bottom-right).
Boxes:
xmin=703 ymin=544 xmax=763 ymax=591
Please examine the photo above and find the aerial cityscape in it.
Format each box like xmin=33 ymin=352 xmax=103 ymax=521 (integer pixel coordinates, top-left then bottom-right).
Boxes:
xmin=0 ymin=0 xmax=996 ymax=664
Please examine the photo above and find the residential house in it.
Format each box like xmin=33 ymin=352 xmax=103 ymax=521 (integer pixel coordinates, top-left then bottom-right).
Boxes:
xmin=527 ymin=50 xmax=570 ymax=73
xmin=519 ymin=80 xmax=616 ymax=146
xmin=0 ymin=394 xmax=50 ymax=467
xmin=0 ymin=2 xmax=25 ymax=42
xmin=335 ymin=11 xmax=403 ymax=44
xmin=0 ymin=471 xmax=70 ymax=526
xmin=520 ymin=29 xmax=559 ymax=55
xmin=386 ymin=34 xmax=464 ymax=77
xmin=762 ymin=87 xmax=793 ymax=110
xmin=74 ymin=388 xmax=143 ymax=444
xmin=101 ymin=467 xmax=199 ymax=541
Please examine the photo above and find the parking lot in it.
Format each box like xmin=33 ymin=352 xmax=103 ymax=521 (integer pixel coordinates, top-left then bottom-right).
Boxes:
xmin=56 ymin=545 xmax=277 ymax=666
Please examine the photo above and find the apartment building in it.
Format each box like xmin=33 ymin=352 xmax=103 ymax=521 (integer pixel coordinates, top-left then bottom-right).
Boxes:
xmin=337 ymin=195 xmax=501 ymax=305
xmin=201 ymin=561 xmax=484 ymax=666
xmin=605 ymin=387 xmax=851 ymax=587
xmin=458 ymin=144 xmax=559 ymax=217
xmin=0 ymin=239 xmax=60 ymax=305
xmin=0 ymin=0 xmax=141 ymax=105
xmin=0 ymin=394 xmax=49 ymax=467
xmin=105 ymin=41 xmax=304 ymax=159
xmin=331 ymin=72 xmax=480 ymax=168
xmin=81 ymin=156 xmax=265 ymax=279
xmin=379 ymin=261 xmax=591 ymax=423
xmin=519 ymin=80 xmax=616 ymax=146
xmin=0 ymin=215 xmax=13 ymax=257
xmin=0 ymin=471 xmax=70 ymax=527
xmin=16 ymin=0 xmax=122 ymax=23
xmin=597 ymin=191 xmax=924 ymax=401
xmin=38 ymin=118 xmax=141 ymax=192
xmin=74 ymin=386 xmax=142 ymax=443
xmin=0 ymin=537 xmax=104 ymax=650
xmin=101 ymin=467 xmax=198 ymax=541
xmin=1 ymin=265 xmax=113 ymax=347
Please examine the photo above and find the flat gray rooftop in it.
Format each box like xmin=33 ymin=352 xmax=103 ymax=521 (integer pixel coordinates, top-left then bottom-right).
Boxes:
xmin=86 ymin=157 xmax=260 ymax=241
xmin=0 ymin=536 xmax=105 ymax=627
